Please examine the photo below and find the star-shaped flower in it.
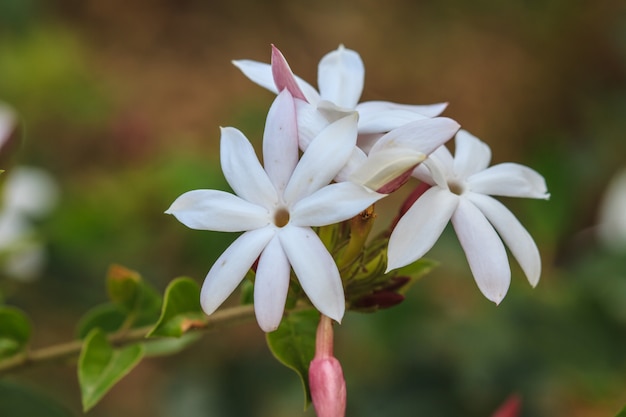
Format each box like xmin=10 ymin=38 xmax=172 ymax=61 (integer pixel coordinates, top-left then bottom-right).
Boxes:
xmin=166 ymin=90 xmax=384 ymax=331
xmin=236 ymin=45 xmax=460 ymax=193
xmin=387 ymin=130 xmax=550 ymax=303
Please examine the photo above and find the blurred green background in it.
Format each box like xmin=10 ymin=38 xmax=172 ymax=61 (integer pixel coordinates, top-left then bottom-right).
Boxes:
xmin=1 ymin=0 xmax=626 ymax=416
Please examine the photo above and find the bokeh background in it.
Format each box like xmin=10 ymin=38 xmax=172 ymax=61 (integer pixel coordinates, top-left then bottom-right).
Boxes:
xmin=1 ymin=0 xmax=626 ymax=416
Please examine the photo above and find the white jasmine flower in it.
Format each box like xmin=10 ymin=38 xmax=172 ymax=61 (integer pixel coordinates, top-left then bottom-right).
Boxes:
xmin=387 ymin=130 xmax=549 ymax=303
xmin=166 ymin=91 xmax=384 ymax=331
xmin=597 ymin=168 xmax=626 ymax=251
xmin=240 ymin=45 xmax=460 ymax=193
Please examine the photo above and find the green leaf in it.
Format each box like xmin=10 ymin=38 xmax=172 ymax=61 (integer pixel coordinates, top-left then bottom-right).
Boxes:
xmin=266 ymin=309 xmax=320 ymax=408
xmin=143 ymin=333 xmax=202 ymax=357
xmin=148 ymin=277 xmax=207 ymax=338
xmin=78 ymin=328 xmax=145 ymax=412
xmin=0 ymin=306 xmax=31 ymax=359
xmin=75 ymin=303 xmax=127 ymax=339
xmin=615 ymin=405 xmax=626 ymax=417
xmin=0 ymin=380 xmax=75 ymax=417
xmin=106 ymin=264 xmax=142 ymax=310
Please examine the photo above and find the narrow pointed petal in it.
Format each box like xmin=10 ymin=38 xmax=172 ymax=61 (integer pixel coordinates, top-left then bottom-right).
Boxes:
xmin=356 ymin=109 xmax=429 ymax=134
xmin=291 ymin=182 xmax=385 ymax=226
xmin=368 ymin=117 xmax=460 ymax=157
xmin=451 ymin=198 xmax=511 ymax=304
xmin=220 ymin=127 xmax=278 ymax=206
xmin=317 ymin=45 xmax=364 ymax=109
xmin=468 ymin=162 xmax=550 ymax=199
xmin=468 ymin=192 xmax=541 ymax=286
xmin=232 ymin=59 xmax=278 ymax=94
xmin=387 ymin=187 xmax=459 ymax=271
xmin=254 ymin=236 xmax=291 ymax=331
xmin=271 ymin=45 xmax=316 ymax=102
xmin=263 ymin=90 xmax=299 ymax=194
xmin=356 ymin=100 xmax=448 ymax=118
xmin=284 ymin=113 xmax=358 ymax=203
xmin=349 ymin=147 xmax=426 ymax=191
xmin=278 ymin=226 xmax=345 ymax=322
xmin=200 ymin=227 xmax=275 ymax=315
xmin=453 ymin=130 xmax=492 ymax=177
xmin=166 ymin=189 xmax=269 ymax=231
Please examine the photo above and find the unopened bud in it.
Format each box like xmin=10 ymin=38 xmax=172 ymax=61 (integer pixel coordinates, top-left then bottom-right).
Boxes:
xmin=309 ymin=315 xmax=346 ymax=417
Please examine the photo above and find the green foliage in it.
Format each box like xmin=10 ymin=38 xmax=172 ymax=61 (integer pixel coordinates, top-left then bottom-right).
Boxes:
xmin=0 ymin=306 xmax=31 ymax=359
xmin=615 ymin=405 xmax=626 ymax=417
xmin=76 ymin=265 xmax=161 ymax=338
xmin=0 ymin=380 xmax=75 ymax=417
xmin=266 ymin=309 xmax=320 ymax=408
xmin=77 ymin=328 xmax=145 ymax=412
xmin=148 ymin=277 xmax=207 ymax=338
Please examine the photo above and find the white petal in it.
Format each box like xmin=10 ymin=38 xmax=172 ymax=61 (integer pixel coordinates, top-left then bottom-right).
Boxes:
xmin=334 ymin=147 xmax=367 ymax=183
xmin=254 ymin=235 xmax=291 ymax=332
xmin=317 ymin=45 xmax=364 ymax=109
xmin=291 ymin=182 xmax=385 ymax=226
xmin=387 ymin=187 xmax=459 ymax=271
xmin=284 ymin=113 xmax=358 ymax=203
xmin=468 ymin=162 xmax=550 ymax=199
xmin=166 ymin=189 xmax=270 ymax=231
xmin=356 ymin=109 xmax=429 ymax=134
xmin=368 ymin=117 xmax=460 ymax=158
xmin=349 ymin=147 xmax=426 ymax=190
xmin=263 ymin=90 xmax=299 ymax=194
xmin=278 ymin=226 xmax=345 ymax=322
xmin=232 ymin=59 xmax=279 ymax=94
xmin=451 ymin=198 xmax=510 ymax=304
xmin=411 ymin=164 xmax=435 ymax=186
xmin=200 ymin=227 xmax=275 ymax=315
xmin=220 ymin=127 xmax=278 ymax=206
xmin=356 ymin=100 xmax=448 ymax=118
xmin=467 ymin=192 xmax=541 ymax=286
xmin=453 ymin=130 xmax=492 ymax=178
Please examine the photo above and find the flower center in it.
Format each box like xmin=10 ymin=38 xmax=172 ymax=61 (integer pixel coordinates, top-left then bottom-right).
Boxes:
xmin=274 ymin=207 xmax=290 ymax=228
xmin=447 ymin=179 xmax=466 ymax=196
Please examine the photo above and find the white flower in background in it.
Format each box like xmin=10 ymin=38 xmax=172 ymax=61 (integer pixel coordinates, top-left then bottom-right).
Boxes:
xmin=233 ymin=44 xmax=448 ymax=142
xmin=236 ymin=45 xmax=460 ymax=193
xmin=387 ymin=130 xmax=549 ymax=303
xmin=166 ymin=91 xmax=384 ymax=332
xmin=597 ymin=168 xmax=626 ymax=251
xmin=0 ymin=166 xmax=59 ymax=281
xmin=0 ymin=102 xmax=15 ymax=148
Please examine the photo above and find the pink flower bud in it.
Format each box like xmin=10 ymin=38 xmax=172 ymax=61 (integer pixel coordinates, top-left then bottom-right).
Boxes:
xmin=309 ymin=315 xmax=346 ymax=417
xmin=309 ymin=356 xmax=346 ymax=417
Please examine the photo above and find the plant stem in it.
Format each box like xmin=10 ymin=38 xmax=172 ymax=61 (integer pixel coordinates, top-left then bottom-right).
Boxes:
xmin=0 ymin=304 xmax=255 ymax=374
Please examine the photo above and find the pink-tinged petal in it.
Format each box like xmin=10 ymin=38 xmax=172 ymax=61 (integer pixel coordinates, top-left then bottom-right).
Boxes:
xmin=453 ymin=130 xmax=492 ymax=177
xmin=356 ymin=109 xmax=429 ymax=134
xmin=254 ymin=235 xmax=291 ymax=332
xmin=451 ymin=198 xmax=511 ymax=304
xmin=290 ymin=182 xmax=385 ymax=226
xmin=263 ymin=90 xmax=299 ymax=194
xmin=317 ymin=45 xmax=364 ymax=109
xmin=220 ymin=127 xmax=278 ymax=207
xmin=279 ymin=226 xmax=345 ymax=322
xmin=166 ymin=189 xmax=270 ymax=232
xmin=284 ymin=113 xmax=358 ymax=203
xmin=200 ymin=227 xmax=276 ymax=315
xmin=356 ymin=100 xmax=448 ymax=118
xmin=368 ymin=117 xmax=460 ymax=158
xmin=271 ymin=45 xmax=312 ymax=102
xmin=468 ymin=162 xmax=550 ymax=199
xmin=232 ymin=59 xmax=278 ymax=94
xmin=387 ymin=187 xmax=459 ymax=271
xmin=468 ymin=192 xmax=541 ymax=286
xmin=349 ymin=147 xmax=426 ymax=191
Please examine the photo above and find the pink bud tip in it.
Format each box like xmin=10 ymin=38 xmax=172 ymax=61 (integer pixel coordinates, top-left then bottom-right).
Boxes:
xmin=309 ymin=356 xmax=347 ymax=417
xmin=491 ymin=394 xmax=521 ymax=417
xmin=270 ymin=45 xmax=308 ymax=101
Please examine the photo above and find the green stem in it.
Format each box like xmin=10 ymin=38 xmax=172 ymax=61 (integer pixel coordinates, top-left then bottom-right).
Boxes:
xmin=0 ymin=304 xmax=255 ymax=374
